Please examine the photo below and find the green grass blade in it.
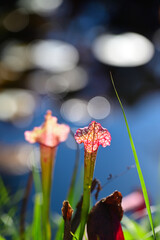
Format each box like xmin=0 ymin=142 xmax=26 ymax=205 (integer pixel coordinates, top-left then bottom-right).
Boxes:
xmin=32 ymin=193 xmax=42 ymax=240
xmin=0 ymin=178 xmax=9 ymax=206
xmin=54 ymin=220 xmax=64 ymax=240
xmin=67 ymin=130 xmax=80 ymax=206
xmin=32 ymin=158 xmax=42 ymax=240
xmin=32 ymin=166 xmax=42 ymax=194
xmin=70 ymin=231 xmax=78 ymax=240
xmin=110 ymin=73 xmax=156 ymax=240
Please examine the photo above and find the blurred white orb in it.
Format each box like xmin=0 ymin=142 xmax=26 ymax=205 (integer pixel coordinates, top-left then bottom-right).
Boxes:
xmin=0 ymin=89 xmax=36 ymax=121
xmin=1 ymin=42 xmax=32 ymax=72
xmin=18 ymin=0 xmax=63 ymax=15
xmin=3 ymin=8 xmax=29 ymax=32
xmin=0 ymin=94 xmax=17 ymax=121
xmin=87 ymin=96 xmax=110 ymax=119
xmin=60 ymin=99 xmax=91 ymax=125
xmin=92 ymin=32 xmax=154 ymax=67
xmin=28 ymin=40 xmax=79 ymax=73
xmin=46 ymin=67 xmax=88 ymax=94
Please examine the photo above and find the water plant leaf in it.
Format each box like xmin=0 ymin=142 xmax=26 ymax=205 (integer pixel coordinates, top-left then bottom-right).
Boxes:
xmin=110 ymin=72 xmax=156 ymax=240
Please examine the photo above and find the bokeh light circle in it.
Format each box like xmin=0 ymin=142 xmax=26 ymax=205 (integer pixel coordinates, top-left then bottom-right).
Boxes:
xmin=3 ymin=8 xmax=29 ymax=32
xmin=28 ymin=40 xmax=79 ymax=73
xmin=92 ymin=32 xmax=154 ymax=67
xmin=0 ymin=89 xmax=36 ymax=121
xmin=60 ymin=99 xmax=91 ymax=125
xmin=46 ymin=67 xmax=88 ymax=94
xmin=1 ymin=42 xmax=32 ymax=72
xmin=18 ymin=0 xmax=63 ymax=15
xmin=87 ymin=96 xmax=110 ymax=119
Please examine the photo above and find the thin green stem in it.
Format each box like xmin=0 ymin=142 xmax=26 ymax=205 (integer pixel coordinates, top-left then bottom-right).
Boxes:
xmin=40 ymin=144 xmax=57 ymax=240
xmin=79 ymin=150 xmax=97 ymax=240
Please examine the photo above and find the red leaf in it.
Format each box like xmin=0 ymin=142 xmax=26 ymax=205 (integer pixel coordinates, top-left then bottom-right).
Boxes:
xmin=87 ymin=191 xmax=125 ymax=240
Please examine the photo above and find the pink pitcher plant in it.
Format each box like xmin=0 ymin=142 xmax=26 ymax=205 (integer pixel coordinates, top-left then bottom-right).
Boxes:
xmin=75 ymin=121 xmax=111 ymax=240
xmin=25 ymin=110 xmax=70 ymax=240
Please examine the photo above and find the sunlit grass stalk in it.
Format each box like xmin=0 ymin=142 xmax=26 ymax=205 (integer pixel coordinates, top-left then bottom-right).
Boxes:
xmin=110 ymin=72 xmax=156 ymax=240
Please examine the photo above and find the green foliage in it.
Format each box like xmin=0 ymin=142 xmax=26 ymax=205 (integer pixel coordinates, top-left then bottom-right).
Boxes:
xmin=0 ymin=178 xmax=9 ymax=206
xmin=54 ymin=219 xmax=64 ymax=240
xmin=70 ymin=231 xmax=78 ymax=240
xmin=122 ymin=215 xmax=153 ymax=240
xmin=0 ymin=235 xmax=6 ymax=240
xmin=0 ymin=177 xmax=22 ymax=239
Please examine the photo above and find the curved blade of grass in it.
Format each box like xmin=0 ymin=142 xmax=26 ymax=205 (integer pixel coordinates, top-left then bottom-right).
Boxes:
xmin=110 ymin=72 xmax=156 ymax=240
